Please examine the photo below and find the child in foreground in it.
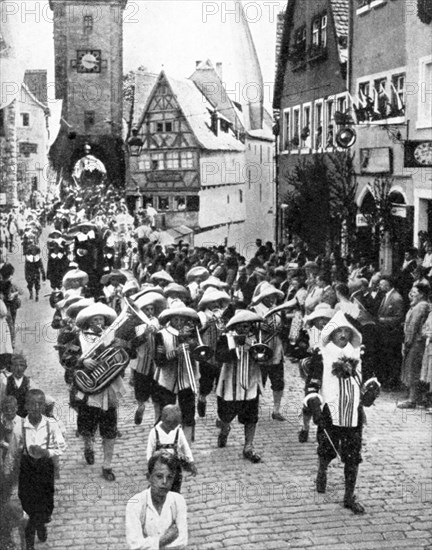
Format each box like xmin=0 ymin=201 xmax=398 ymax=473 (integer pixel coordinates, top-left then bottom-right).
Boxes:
xmin=146 ymin=405 xmax=197 ymax=493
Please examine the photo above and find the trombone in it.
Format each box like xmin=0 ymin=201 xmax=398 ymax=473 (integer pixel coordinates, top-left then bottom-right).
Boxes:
xmin=177 ymin=323 xmax=199 ymax=394
xmin=180 ymin=342 xmax=198 ymax=394
xmin=191 ymin=326 xmax=214 ymax=362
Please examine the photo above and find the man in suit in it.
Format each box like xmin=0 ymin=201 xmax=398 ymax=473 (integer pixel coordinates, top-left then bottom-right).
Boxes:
xmin=377 ymin=275 xmax=405 ymax=389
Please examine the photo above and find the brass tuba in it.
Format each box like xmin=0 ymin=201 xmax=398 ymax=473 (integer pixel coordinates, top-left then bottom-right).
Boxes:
xmin=74 ymin=298 xmax=150 ymax=394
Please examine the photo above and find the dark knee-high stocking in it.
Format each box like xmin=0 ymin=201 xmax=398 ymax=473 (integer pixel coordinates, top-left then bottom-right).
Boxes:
xmin=316 ymin=457 xmax=331 ymax=493
xmin=344 ymin=463 xmax=365 ymax=514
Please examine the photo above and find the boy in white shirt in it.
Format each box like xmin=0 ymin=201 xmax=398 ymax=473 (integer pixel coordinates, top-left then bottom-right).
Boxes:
xmin=18 ymin=389 xmax=66 ymax=550
xmin=147 ymin=405 xmax=197 ymax=493
xmin=126 ymin=451 xmax=188 ymax=550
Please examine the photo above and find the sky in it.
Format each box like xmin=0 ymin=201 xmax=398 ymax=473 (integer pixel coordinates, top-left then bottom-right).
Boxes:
xmin=9 ymin=0 xmax=287 ymax=109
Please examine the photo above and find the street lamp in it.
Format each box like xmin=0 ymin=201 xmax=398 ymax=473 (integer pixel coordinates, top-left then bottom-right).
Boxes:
xmin=127 ymin=128 xmax=144 ymax=156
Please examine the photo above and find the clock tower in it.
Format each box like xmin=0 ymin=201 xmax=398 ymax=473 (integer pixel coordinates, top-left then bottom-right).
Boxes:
xmin=49 ymin=0 xmax=128 ymax=186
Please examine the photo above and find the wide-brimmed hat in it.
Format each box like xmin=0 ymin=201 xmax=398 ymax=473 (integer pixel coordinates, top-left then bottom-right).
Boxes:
xmin=122 ymin=279 xmax=140 ymax=296
xmin=100 ymin=269 xmax=127 ymax=286
xmin=253 ymin=267 xmax=267 ymax=279
xmin=158 ymin=300 xmax=200 ymax=325
xmin=134 ymin=291 xmax=167 ymax=315
xmin=62 ymin=294 xmax=85 ymax=311
xmin=201 ymin=276 xmax=228 ymax=290
xmin=66 ymin=298 xmax=95 ymax=319
xmin=198 ymin=288 xmax=231 ymax=310
xmin=56 ymin=289 xmax=82 ymax=309
xmin=321 ymin=311 xmax=362 ymax=347
xmin=47 ymin=230 xmax=63 ymax=240
xmin=149 ymin=270 xmax=174 ymax=284
xmin=305 ymin=303 xmax=335 ymax=325
xmin=163 ymin=283 xmax=189 ymax=299
xmin=62 ymin=269 xmax=89 ymax=289
xmin=226 ymin=309 xmax=264 ymax=329
xmin=250 ymin=281 xmax=284 ymax=306
xmin=131 ymin=285 xmax=165 ymax=301
xmin=304 ymin=261 xmax=319 ymax=271
xmin=186 ymin=266 xmax=210 ymax=282
xmin=75 ymin=303 xmax=117 ymax=329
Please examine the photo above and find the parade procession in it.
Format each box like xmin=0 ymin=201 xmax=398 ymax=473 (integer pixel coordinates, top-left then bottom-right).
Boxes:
xmin=1 ymin=1 xmax=431 ymax=549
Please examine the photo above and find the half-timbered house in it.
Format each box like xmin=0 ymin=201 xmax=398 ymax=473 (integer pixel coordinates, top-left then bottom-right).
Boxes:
xmin=127 ymin=66 xmax=274 ymax=251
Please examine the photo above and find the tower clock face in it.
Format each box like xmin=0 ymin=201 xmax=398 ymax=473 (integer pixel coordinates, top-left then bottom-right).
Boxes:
xmin=77 ymin=49 xmax=102 ymax=73
xmin=413 ymin=142 xmax=432 ymax=166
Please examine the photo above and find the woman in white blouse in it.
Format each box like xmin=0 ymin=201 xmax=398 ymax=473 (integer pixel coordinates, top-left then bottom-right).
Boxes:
xmin=126 ymin=450 xmax=188 ymax=550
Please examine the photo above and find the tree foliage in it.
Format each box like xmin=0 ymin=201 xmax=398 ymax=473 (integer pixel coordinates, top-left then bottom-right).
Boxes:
xmin=282 ymin=152 xmax=357 ymax=256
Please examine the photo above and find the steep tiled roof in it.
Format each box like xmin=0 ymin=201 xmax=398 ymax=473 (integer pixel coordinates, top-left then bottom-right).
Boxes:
xmin=132 ymin=72 xmax=159 ymax=126
xmin=330 ymin=0 xmax=349 ymax=63
xmin=166 ymin=75 xmax=244 ymax=152
xmin=135 ymin=71 xmax=244 ymax=152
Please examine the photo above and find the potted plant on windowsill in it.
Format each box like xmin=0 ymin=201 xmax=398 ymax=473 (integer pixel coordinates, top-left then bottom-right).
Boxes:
xmin=300 ymin=126 xmax=310 ymax=142
xmin=291 ymin=135 xmax=300 ymax=148
xmin=288 ymin=43 xmax=307 ymax=71
xmin=307 ymin=43 xmax=327 ymax=63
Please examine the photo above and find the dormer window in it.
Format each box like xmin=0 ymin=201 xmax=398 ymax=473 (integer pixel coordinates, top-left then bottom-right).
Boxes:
xmin=321 ymin=15 xmax=327 ymax=48
xmin=220 ymin=119 xmax=231 ymax=133
xmin=311 ymin=14 xmax=327 ymax=49
xmin=312 ymin=20 xmax=320 ymax=45
xmin=294 ymin=25 xmax=307 ymax=53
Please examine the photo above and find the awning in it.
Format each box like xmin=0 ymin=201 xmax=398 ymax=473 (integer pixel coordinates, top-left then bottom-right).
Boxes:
xmin=154 ymin=225 xmax=194 ymax=246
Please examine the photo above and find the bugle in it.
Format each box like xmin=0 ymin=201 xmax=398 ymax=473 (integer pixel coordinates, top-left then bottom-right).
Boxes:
xmin=191 ymin=326 xmax=214 ymax=362
xmin=249 ymin=327 xmax=274 ymax=364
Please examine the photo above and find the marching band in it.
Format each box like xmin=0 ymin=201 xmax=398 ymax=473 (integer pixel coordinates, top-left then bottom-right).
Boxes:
xmin=0 ymin=206 xmax=385 ymax=544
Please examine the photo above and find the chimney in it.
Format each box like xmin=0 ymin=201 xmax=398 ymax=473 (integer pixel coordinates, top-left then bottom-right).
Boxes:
xmin=216 ymin=62 xmax=223 ymax=80
xmin=210 ymin=110 xmax=218 ymax=136
xmin=195 ymin=60 xmax=202 ymax=68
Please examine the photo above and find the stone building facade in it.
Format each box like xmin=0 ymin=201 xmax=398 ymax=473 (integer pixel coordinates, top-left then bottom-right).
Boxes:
xmin=49 ymin=0 xmax=128 ymax=186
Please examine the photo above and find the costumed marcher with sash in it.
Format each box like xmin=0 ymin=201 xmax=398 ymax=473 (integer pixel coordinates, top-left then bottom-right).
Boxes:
xmin=196 ymin=287 xmax=231 ymax=418
xmin=71 ymin=303 xmax=125 ymax=481
xmin=153 ymin=300 xmax=200 ymax=446
xmin=24 ymin=242 xmax=45 ymax=302
xmin=298 ymin=303 xmax=334 ymax=443
xmin=73 ymin=223 xmax=101 ymax=298
xmin=46 ymin=231 xmax=69 ymax=291
xmin=304 ymin=311 xmax=380 ymax=514
xmin=249 ymin=282 xmax=286 ymax=421
xmin=215 ymin=309 xmax=266 ymax=463
xmin=130 ymin=291 xmax=166 ymax=426
xmin=18 ymin=389 xmax=66 ymax=549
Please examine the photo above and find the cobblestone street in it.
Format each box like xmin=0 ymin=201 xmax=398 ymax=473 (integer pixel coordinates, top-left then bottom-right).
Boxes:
xmin=9 ymin=238 xmax=432 ymax=550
